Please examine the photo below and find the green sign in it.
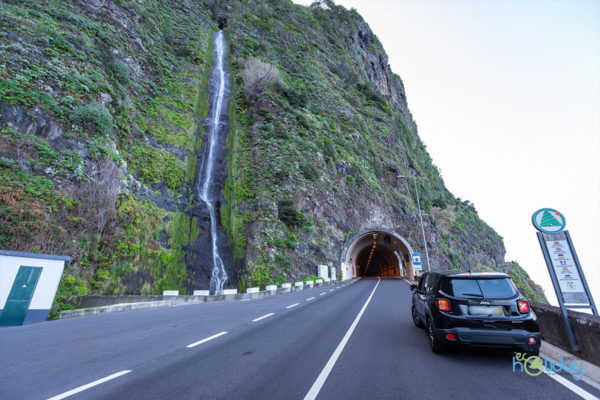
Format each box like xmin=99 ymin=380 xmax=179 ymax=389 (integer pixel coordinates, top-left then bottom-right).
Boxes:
xmin=532 ymin=208 xmax=566 ymax=234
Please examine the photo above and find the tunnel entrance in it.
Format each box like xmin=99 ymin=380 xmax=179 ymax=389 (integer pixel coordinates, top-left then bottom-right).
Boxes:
xmin=340 ymin=229 xmax=415 ymax=280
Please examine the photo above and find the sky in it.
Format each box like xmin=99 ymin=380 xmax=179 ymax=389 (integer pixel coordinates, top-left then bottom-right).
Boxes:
xmin=294 ymin=0 xmax=600 ymax=307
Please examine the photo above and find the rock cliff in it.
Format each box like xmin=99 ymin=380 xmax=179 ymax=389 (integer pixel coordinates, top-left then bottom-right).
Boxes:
xmin=0 ymin=0 xmax=546 ymax=315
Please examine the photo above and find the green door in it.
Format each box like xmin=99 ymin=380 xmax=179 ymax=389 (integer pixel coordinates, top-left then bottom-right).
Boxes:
xmin=0 ymin=266 xmax=42 ymax=326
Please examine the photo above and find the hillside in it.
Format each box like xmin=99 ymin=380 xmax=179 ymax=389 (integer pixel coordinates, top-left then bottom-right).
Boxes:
xmin=0 ymin=0 xmax=546 ymax=315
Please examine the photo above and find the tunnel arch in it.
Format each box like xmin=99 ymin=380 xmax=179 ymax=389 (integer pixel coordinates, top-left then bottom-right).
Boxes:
xmin=340 ymin=229 xmax=415 ymax=280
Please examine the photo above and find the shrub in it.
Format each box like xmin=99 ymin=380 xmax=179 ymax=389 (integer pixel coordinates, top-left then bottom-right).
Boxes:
xmin=109 ymin=60 xmax=130 ymax=83
xmin=243 ymin=58 xmax=282 ymax=102
xmin=277 ymin=199 xmax=309 ymax=228
xmin=300 ymin=163 xmax=320 ymax=181
xmin=282 ymin=79 xmax=308 ymax=107
xmin=72 ymin=103 xmax=113 ymax=136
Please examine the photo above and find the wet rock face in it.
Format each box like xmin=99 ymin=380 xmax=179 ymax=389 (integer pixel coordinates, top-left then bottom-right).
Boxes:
xmin=188 ymin=31 xmax=235 ymax=293
xmin=185 ymin=227 xmax=236 ymax=293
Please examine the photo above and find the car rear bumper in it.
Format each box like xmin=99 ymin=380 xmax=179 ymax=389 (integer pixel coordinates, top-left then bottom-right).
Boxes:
xmin=436 ymin=327 xmax=541 ymax=352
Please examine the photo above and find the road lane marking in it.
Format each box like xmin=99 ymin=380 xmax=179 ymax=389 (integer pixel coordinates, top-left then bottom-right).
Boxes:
xmin=329 ymin=289 xmax=334 ymax=292
xmin=319 ymin=293 xmax=326 ymax=296
xmin=306 ymin=297 xmax=315 ymax=301
xmin=543 ymin=370 xmax=599 ymax=400
xmin=304 ymin=278 xmax=381 ymax=400
xmin=187 ymin=331 xmax=228 ymax=348
xmin=286 ymin=303 xmax=300 ymax=309
xmin=46 ymin=370 xmax=131 ymax=400
xmin=252 ymin=313 xmax=275 ymax=322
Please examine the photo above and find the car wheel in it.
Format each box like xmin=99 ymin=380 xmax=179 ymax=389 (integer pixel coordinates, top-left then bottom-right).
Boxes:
xmin=426 ymin=317 xmax=445 ymax=354
xmin=412 ymin=306 xmax=424 ymax=328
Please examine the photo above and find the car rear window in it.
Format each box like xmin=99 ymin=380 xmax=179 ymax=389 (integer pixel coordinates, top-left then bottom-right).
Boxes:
xmin=440 ymin=277 xmax=517 ymax=298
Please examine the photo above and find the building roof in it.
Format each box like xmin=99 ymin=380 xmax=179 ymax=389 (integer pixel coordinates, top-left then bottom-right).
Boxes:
xmin=0 ymin=250 xmax=71 ymax=262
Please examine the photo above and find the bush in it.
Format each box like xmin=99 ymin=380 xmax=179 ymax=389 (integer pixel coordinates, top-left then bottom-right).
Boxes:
xmin=109 ymin=60 xmax=130 ymax=83
xmin=302 ymin=275 xmax=319 ymax=284
xmin=300 ymin=163 xmax=320 ymax=181
xmin=72 ymin=103 xmax=113 ymax=136
xmin=278 ymin=199 xmax=309 ymax=227
xmin=243 ymin=58 xmax=282 ymax=102
xmin=282 ymin=79 xmax=308 ymax=107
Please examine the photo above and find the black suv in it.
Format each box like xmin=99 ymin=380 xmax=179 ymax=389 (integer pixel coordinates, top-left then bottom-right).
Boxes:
xmin=411 ymin=271 xmax=541 ymax=355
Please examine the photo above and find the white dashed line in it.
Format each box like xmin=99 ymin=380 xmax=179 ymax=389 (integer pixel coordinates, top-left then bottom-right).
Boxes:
xmin=187 ymin=331 xmax=228 ymax=348
xmin=320 ymin=293 xmax=326 ymax=296
xmin=286 ymin=303 xmax=300 ymax=309
xmin=306 ymin=297 xmax=315 ymax=301
xmin=46 ymin=370 xmax=131 ymax=400
xmin=252 ymin=313 xmax=274 ymax=322
xmin=329 ymin=289 xmax=334 ymax=292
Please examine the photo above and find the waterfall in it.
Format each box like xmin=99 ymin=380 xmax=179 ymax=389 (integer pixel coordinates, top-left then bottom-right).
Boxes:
xmin=198 ymin=30 xmax=229 ymax=294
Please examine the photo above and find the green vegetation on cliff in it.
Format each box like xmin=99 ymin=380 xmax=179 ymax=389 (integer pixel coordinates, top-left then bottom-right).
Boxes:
xmin=0 ymin=0 xmax=545 ymax=314
xmin=0 ymin=0 xmax=216 ymax=315
xmin=219 ymin=0 xmax=504 ymax=286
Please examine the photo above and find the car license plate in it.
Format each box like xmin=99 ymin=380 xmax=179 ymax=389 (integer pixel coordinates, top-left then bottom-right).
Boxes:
xmin=469 ymin=306 xmax=503 ymax=316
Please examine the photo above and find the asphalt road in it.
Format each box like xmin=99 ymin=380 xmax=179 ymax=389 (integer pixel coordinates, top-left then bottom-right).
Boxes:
xmin=1 ymin=278 xmax=598 ymax=399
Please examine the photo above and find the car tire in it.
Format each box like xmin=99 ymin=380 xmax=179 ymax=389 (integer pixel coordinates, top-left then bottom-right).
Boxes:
xmin=412 ymin=305 xmax=424 ymax=328
xmin=426 ymin=317 xmax=445 ymax=354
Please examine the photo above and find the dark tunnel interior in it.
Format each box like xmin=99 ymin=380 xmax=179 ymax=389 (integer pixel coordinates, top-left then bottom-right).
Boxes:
xmin=348 ymin=232 xmax=407 ymax=277
xmin=355 ymin=244 xmax=400 ymax=277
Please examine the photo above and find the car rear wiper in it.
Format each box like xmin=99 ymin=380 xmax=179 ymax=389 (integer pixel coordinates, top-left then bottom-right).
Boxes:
xmin=460 ymin=293 xmax=484 ymax=297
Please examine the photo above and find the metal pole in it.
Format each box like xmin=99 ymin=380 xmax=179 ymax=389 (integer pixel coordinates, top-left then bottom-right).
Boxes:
xmin=412 ymin=176 xmax=431 ymax=272
xmin=565 ymin=230 xmax=598 ymax=315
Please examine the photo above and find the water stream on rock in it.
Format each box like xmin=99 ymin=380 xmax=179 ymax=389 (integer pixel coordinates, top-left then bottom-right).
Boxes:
xmin=197 ymin=30 xmax=229 ymax=294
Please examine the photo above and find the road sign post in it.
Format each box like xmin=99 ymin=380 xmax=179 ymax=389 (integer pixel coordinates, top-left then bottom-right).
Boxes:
xmin=532 ymin=208 xmax=598 ymax=352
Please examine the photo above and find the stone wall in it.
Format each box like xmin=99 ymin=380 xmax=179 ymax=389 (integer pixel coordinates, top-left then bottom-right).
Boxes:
xmin=532 ymin=303 xmax=600 ymax=366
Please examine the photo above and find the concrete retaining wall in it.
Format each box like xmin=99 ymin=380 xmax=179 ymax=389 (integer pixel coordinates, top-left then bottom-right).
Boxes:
xmin=532 ymin=303 xmax=600 ymax=366
xmin=62 ymin=279 xmax=353 ymax=319
xmin=78 ymin=295 xmax=164 ymax=308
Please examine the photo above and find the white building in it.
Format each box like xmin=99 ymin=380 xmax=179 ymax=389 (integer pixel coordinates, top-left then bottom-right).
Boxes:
xmin=0 ymin=250 xmax=70 ymax=326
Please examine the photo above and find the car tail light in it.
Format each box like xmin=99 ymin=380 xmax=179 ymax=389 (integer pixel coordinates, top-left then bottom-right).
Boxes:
xmin=518 ymin=300 xmax=530 ymax=313
xmin=528 ymin=336 xmax=536 ymax=344
xmin=446 ymin=333 xmax=456 ymax=340
xmin=437 ymin=299 xmax=450 ymax=311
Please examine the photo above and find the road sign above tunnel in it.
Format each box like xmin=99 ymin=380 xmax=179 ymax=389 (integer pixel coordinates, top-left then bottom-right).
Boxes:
xmin=532 ymin=208 xmax=566 ymax=234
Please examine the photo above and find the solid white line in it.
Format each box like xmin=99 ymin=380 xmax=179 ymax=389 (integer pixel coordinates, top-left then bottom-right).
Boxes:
xmin=304 ymin=278 xmax=381 ymax=400
xmin=540 ymin=351 xmax=600 ymax=392
xmin=47 ymin=370 xmax=131 ymax=400
xmin=543 ymin=370 xmax=599 ymax=400
xmin=320 ymin=293 xmax=326 ymax=296
xmin=286 ymin=303 xmax=300 ymax=309
xmin=306 ymin=297 xmax=315 ymax=301
xmin=252 ymin=313 xmax=274 ymax=322
xmin=187 ymin=331 xmax=228 ymax=348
